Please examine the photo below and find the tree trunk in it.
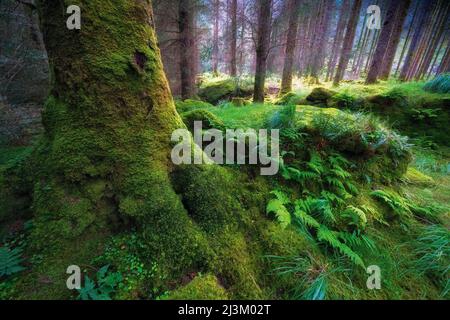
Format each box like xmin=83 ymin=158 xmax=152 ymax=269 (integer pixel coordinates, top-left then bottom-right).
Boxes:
xmin=326 ymin=0 xmax=350 ymax=82
xmin=280 ymin=0 xmax=301 ymax=94
xmin=212 ymin=0 xmax=220 ymax=75
xmin=179 ymin=0 xmax=197 ymax=99
xmin=415 ymin=1 xmax=449 ymax=80
xmin=379 ymin=0 xmax=412 ymax=80
xmin=333 ymin=0 xmax=362 ymax=86
xmin=230 ymin=0 xmax=238 ymax=76
xmin=253 ymin=0 xmax=272 ymax=103
xmin=399 ymin=1 xmax=436 ymax=81
xmin=395 ymin=0 xmax=420 ymax=77
xmin=366 ymin=0 xmax=399 ymax=84
xmin=21 ymin=0 xmax=211 ymax=298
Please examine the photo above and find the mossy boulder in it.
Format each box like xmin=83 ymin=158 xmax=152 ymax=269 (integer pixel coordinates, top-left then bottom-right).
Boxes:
xmin=175 ymin=99 xmax=214 ymax=114
xmin=167 ymin=274 xmax=228 ymax=300
xmin=198 ymin=78 xmax=253 ymax=105
xmin=275 ymin=92 xmax=304 ymax=106
xmin=181 ymin=109 xmax=225 ymax=132
xmin=306 ymin=87 xmax=337 ymax=105
xmin=231 ymin=97 xmax=250 ymax=107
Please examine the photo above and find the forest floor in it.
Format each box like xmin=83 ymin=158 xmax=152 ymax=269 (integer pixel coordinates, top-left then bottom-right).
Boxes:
xmin=1 ymin=78 xmax=449 ymax=300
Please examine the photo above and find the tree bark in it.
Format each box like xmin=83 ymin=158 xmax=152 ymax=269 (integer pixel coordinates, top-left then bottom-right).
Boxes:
xmin=366 ymin=0 xmax=399 ymax=84
xmin=395 ymin=0 xmax=420 ymax=77
xmin=212 ymin=0 xmax=220 ymax=75
xmin=379 ymin=0 xmax=412 ymax=80
xmin=399 ymin=0 xmax=436 ymax=81
xmin=333 ymin=0 xmax=362 ymax=86
xmin=179 ymin=0 xmax=197 ymax=99
xmin=24 ymin=0 xmax=211 ymax=298
xmin=230 ymin=0 xmax=238 ymax=76
xmin=253 ymin=0 xmax=272 ymax=103
xmin=280 ymin=0 xmax=301 ymax=94
xmin=326 ymin=0 xmax=350 ymax=82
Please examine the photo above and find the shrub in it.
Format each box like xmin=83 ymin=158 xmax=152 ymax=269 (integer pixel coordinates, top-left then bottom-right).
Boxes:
xmin=423 ymin=74 xmax=450 ymax=94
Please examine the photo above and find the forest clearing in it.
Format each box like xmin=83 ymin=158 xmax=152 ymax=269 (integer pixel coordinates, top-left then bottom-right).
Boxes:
xmin=0 ymin=0 xmax=449 ymax=303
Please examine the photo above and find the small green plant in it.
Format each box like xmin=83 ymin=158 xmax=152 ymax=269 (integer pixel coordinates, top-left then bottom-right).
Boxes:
xmin=0 ymin=246 xmax=25 ymax=278
xmin=423 ymin=73 xmax=450 ymax=94
xmin=78 ymin=265 xmax=122 ymax=300
xmin=410 ymin=108 xmax=440 ymax=121
xmin=414 ymin=225 xmax=450 ymax=298
xmin=269 ymin=254 xmax=349 ymax=300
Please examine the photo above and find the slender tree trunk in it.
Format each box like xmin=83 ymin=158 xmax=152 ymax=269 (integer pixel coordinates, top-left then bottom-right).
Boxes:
xmin=415 ymin=1 xmax=449 ymax=80
xmin=326 ymin=0 xmax=351 ymax=82
xmin=333 ymin=0 xmax=362 ymax=86
xmin=179 ymin=0 xmax=197 ymax=99
xmin=438 ymin=43 xmax=450 ymax=74
xmin=366 ymin=0 xmax=399 ymax=84
xmin=395 ymin=0 xmax=420 ymax=77
xmin=379 ymin=0 xmax=412 ymax=80
xmin=427 ymin=33 xmax=446 ymax=78
xmin=212 ymin=0 xmax=220 ymax=75
xmin=364 ymin=29 xmax=380 ymax=74
xmin=230 ymin=0 xmax=238 ymax=76
xmin=280 ymin=0 xmax=301 ymax=94
xmin=399 ymin=1 xmax=432 ymax=80
xmin=253 ymin=0 xmax=272 ymax=103
xmin=402 ymin=0 xmax=439 ymax=80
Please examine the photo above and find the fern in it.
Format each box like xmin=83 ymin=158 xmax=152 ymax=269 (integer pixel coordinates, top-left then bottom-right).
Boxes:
xmin=267 ymin=191 xmax=292 ymax=229
xmin=370 ymin=190 xmax=412 ymax=217
xmin=317 ymin=226 xmax=365 ymax=268
xmin=0 ymin=246 xmax=25 ymax=277
xmin=337 ymin=231 xmax=377 ymax=253
xmin=342 ymin=205 xmax=368 ymax=230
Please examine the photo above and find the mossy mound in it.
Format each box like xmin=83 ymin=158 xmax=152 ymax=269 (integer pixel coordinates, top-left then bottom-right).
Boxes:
xmin=274 ymin=92 xmax=304 ymax=106
xmin=230 ymin=97 xmax=250 ymax=107
xmin=167 ymin=274 xmax=229 ymax=300
xmin=175 ymin=99 xmax=214 ymax=114
xmin=198 ymin=78 xmax=253 ymax=105
xmin=306 ymin=87 xmax=337 ymax=105
xmin=403 ymin=167 xmax=435 ymax=186
xmin=181 ymin=109 xmax=225 ymax=132
xmin=295 ymin=105 xmax=412 ymax=182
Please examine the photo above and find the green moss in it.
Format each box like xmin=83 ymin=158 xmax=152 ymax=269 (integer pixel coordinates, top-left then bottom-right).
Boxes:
xmin=274 ymin=92 xmax=304 ymax=106
xmin=403 ymin=167 xmax=435 ymax=187
xmin=167 ymin=274 xmax=229 ymax=300
xmin=306 ymin=87 xmax=337 ymax=105
xmin=181 ymin=109 xmax=225 ymax=133
xmin=198 ymin=78 xmax=253 ymax=105
xmin=175 ymin=99 xmax=215 ymax=114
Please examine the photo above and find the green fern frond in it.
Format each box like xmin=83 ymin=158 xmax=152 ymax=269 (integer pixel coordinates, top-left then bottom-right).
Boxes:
xmin=267 ymin=199 xmax=292 ymax=229
xmin=342 ymin=205 xmax=368 ymax=230
xmin=317 ymin=226 xmax=365 ymax=268
xmin=0 ymin=246 xmax=25 ymax=277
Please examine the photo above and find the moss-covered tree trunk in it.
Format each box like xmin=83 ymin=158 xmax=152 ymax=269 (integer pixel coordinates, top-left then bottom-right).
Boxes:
xmin=11 ymin=0 xmax=206 ymax=298
xmin=6 ymin=0 xmax=270 ymax=299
